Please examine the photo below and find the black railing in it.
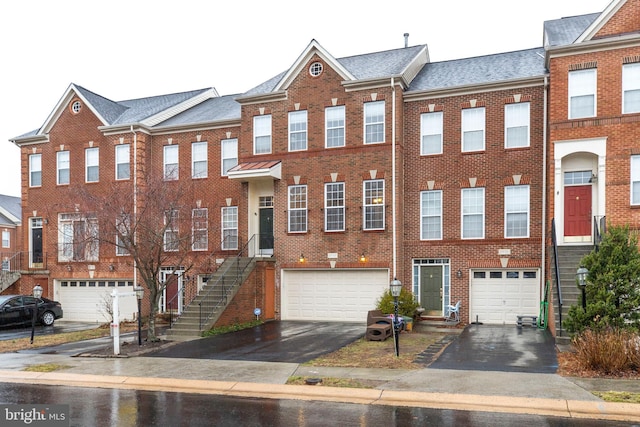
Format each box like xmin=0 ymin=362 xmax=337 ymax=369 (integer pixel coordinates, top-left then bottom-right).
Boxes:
xmin=551 ymin=218 xmax=563 ymax=334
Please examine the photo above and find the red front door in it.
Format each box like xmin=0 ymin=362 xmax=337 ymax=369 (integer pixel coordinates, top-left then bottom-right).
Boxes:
xmin=564 ymin=185 xmax=592 ymax=237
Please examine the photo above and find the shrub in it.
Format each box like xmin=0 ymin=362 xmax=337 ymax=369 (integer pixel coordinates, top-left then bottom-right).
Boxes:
xmin=376 ymin=288 xmax=420 ymax=318
xmin=572 ymin=327 xmax=640 ymax=374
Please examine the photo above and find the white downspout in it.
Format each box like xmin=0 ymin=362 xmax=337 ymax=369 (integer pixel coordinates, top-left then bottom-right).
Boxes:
xmin=541 ymin=77 xmax=548 ymax=300
xmin=131 ymin=125 xmax=138 ymax=291
xmin=391 ymin=77 xmax=397 ymax=279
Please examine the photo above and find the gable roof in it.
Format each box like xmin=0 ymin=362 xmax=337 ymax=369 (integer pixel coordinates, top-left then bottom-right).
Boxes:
xmin=575 ymin=0 xmax=629 ymax=43
xmin=543 ymin=13 xmax=600 ymax=48
xmin=0 ymin=194 xmax=21 ymax=226
xmin=240 ymin=41 xmax=429 ymax=99
xmin=407 ymin=48 xmax=547 ymax=94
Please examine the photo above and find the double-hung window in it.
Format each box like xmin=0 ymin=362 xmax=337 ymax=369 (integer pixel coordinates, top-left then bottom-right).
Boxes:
xmin=325 ymin=182 xmax=345 ymax=231
xmin=85 ymin=147 xmax=99 ymax=183
xmin=254 ymin=115 xmax=272 ymax=154
xmin=115 ymin=144 xmax=130 ymax=180
xmin=58 ymin=213 xmax=99 ymax=261
xmin=221 ymin=138 xmax=238 ymax=176
xmin=462 ymin=107 xmax=485 ymax=152
xmin=289 ymin=111 xmax=307 ymax=151
xmin=325 ymin=106 xmax=345 ymax=148
xmin=115 ymin=214 xmax=131 ymax=256
xmin=505 ymin=103 xmax=530 ymax=148
xmin=505 ymin=185 xmax=530 ymax=238
xmin=288 ymin=185 xmax=307 ymax=233
xmin=29 ymin=154 xmax=41 ymax=187
xmin=421 ymin=190 xmax=442 ymax=240
xmin=164 ymin=145 xmax=179 ymax=180
xmin=163 ymin=209 xmax=179 ymax=252
xmin=364 ymin=101 xmax=384 ymax=144
xmin=461 ymin=188 xmax=485 ymax=239
xmin=623 ymin=63 xmax=640 ymax=114
xmin=420 ymin=112 xmax=443 ymax=155
xmin=363 ymin=180 xmax=384 ymax=230
xmin=57 ymin=151 xmax=70 ymax=185
xmin=192 ymin=208 xmax=208 ymax=251
xmin=2 ymin=230 xmax=9 ymax=248
xmin=632 ymin=156 xmax=640 ymax=205
xmin=192 ymin=142 xmax=207 ymax=178
xmin=221 ymin=207 xmax=238 ymax=250
xmin=569 ymin=69 xmax=597 ymax=119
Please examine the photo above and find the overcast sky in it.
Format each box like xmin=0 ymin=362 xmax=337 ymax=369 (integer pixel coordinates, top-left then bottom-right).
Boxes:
xmin=0 ymin=0 xmax=612 ymax=198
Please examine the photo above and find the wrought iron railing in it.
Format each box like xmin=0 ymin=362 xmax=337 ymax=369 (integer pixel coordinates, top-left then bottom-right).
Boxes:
xmin=551 ymin=218 xmax=563 ymax=334
xmin=0 ymin=252 xmax=48 ymax=272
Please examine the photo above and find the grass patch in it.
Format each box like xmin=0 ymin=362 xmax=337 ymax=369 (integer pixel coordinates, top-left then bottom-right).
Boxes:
xmin=0 ymin=323 xmax=138 ymax=353
xmin=23 ymin=363 xmax=71 ymax=372
xmin=286 ymin=376 xmax=382 ymax=389
xmin=594 ymin=391 xmax=640 ymax=404
xmin=202 ymin=320 xmax=264 ymax=337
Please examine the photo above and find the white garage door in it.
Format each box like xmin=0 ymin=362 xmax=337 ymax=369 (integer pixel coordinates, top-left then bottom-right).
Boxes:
xmin=282 ymin=269 xmax=389 ymax=322
xmin=469 ymin=270 xmax=540 ymax=325
xmin=55 ymin=279 xmax=137 ymax=323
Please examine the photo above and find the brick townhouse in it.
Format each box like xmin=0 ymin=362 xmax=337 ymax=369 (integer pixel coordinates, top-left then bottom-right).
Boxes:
xmin=6 ymin=0 xmax=640 ymax=338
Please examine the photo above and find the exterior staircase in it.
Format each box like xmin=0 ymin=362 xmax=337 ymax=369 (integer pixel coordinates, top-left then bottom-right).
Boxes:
xmin=552 ymin=245 xmax=593 ymax=344
xmin=166 ymin=257 xmax=256 ymax=340
xmin=0 ymin=270 xmax=20 ymax=292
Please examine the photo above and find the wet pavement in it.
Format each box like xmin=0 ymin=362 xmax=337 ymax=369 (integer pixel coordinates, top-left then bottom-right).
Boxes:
xmin=429 ymin=323 xmax=557 ymax=374
xmin=0 ymin=321 xmax=101 ymax=342
xmin=148 ymin=321 xmax=365 ymax=363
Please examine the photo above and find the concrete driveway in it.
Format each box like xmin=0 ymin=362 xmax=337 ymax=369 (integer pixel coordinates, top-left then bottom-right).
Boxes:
xmin=148 ymin=321 xmax=365 ymax=363
xmin=0 ymin=321 xmax=101 ymax=342
xmin=428 ymin=324 xmax=558 ymax=374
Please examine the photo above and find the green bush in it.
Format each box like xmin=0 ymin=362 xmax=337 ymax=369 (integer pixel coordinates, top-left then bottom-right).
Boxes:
xmin=376 ymin=288 xmax=420 ymax=318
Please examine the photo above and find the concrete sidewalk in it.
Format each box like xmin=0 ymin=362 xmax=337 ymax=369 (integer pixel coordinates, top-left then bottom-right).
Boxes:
xmin=0 ymin=351 xmax=638 ymax=422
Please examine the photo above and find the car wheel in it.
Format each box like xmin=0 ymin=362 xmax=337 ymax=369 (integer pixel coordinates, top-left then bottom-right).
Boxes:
xmin=41 ymin=311 xmax=55 ymax=326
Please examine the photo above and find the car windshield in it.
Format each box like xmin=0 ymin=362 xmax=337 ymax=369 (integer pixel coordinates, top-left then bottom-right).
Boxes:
xmin=0 ymin=296 xmax=17 ymax=305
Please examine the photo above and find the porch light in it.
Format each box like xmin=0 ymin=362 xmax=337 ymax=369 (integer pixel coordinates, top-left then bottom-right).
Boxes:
xmin=134 ymin=286 xmax=144 ymax=345
xmin=389 ymin=278 xmax=402 ymax=357
xmin=30 ymin=285 xmax=43 ymax=344
xmin=576 ymin=266 xmax=588 ymax=310
xmin=360 ymin=253 xmax=366 ymax=262
xmin=299 ymin=254 xmax=305 ymax=263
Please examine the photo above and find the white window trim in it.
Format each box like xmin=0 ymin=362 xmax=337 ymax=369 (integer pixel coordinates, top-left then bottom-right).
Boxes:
xmin=324 ymin=182 xmax=345 ymax=232
xmin=288 ymin=110 xmax=308 ymax=152
xmin=504 ymin=103 xmax=530 ymax=149
xmin=192 ymin=208 xmax=208 ymax=251
xmin=191 ymin=141 xmax=208 ymax=179
xmin=461 ymin=107 xmax=485 ymax=152
xmin=325 ymin=105 xmax=345 ymax=148
xmin=221 ymin=206 xmax=239 ymax=250
xmin=288 ymin=185 xmax=307 ymax=233
xmin=363 ymin=179 xmax=385 ymax=230
xmin=253 ymin=115 xmax=272 ymax=155
xmin=632 ymin=155 xmax=640 ymax=205
xmin=461 ymin=188 xmax=485 ymax=239
xmin=85 ymin=147 xmax=99 ymax=183
xmin=364 ymin=101 xmax=385 ymax=144
xmin=2 ymin=230 xmax=9 ymax=248
xmin=115 ymin=144 xmax=130 ymax=180
xmin=420 ymin=190 xmax=442 ymax=240
xmin=58 ymin=213 xmax=99 ymax=262
xmin=57 ymin=151 xmax=70 ymax=185
xmin=623 ymin=63 xmax=640 ymax=115
xmin=29 ymin=154 xmax=42 ymax=187
xmin=420 ymin=112 xmax=443 ymax=155
xmin=568 ymin=68 xmax=597 ymax=119
xmin=504 ymin=185 xmax=530 ymax=238
xmin=163 ymin=209 xmax=179 ymax=252
xmin=164 ymin=145 xmax=179 ymax=181
xmin=115 ymin=214 xmax=131 ymax=256
xmin=221 ymin=138 xmax=238 ymax=176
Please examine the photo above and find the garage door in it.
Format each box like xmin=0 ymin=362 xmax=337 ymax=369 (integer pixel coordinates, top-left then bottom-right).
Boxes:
xmin=469 ymin=270 xmax=540 ymax=325
xmin=55 ymin=279 xmax=137 ymax=323
xmin=282 ymin=269 xmax=389 ymax=322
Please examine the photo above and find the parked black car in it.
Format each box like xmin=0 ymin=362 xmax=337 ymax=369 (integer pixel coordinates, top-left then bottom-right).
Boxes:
xmin=0 ymin=295 xmax=63 ymax=328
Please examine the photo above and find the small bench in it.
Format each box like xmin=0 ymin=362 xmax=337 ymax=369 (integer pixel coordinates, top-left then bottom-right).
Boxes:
xmin=517 ymin=315 xmax=538 ymax=328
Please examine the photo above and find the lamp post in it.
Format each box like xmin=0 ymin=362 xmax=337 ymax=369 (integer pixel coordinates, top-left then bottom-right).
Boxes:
xmin=30 ymin=285 xmax=43 ymax=344
xmin=576 ymin=266 xmax=588 ymax=310
xmin=390 ymin=278 xmax=402 ymax=357
xmin=135 ymin=286 xmax=144 ymax=345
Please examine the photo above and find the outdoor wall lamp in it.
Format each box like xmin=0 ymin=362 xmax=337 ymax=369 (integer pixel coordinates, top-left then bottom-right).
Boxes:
xmin=109 ymin=264 xmax=115 ymax=272
xmin=299 ymin=254 xmax=305 ymax=263
xmin=360 ymin=253 xmax=366 ymax=262
xmin=576 ymin=266 xmax=588 ymax=310
xmin=456 ymin=269 xmax=463 ymax=278
xmin=390 ymin=278 xmax=402 ymax=357
xmin=66 ymin=265 xmax=72 ymax=272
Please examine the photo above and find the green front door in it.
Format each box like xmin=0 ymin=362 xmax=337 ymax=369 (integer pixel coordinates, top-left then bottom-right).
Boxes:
xmin=420 ymin=266 xmax=443 ymax=315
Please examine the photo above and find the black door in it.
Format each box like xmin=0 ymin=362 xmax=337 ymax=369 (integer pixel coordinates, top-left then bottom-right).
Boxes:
xmin=259 ymin=208 xmax=274 ymax=253
xmin=32 ymin=226 xmax=43 ymax=265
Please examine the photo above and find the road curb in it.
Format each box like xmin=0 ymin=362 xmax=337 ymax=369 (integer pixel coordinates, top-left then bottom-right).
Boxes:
xmin=0 ymin=370 xmax=639 ymax=422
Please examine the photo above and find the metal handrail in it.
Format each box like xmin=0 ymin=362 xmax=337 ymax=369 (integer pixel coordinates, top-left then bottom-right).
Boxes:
xmin=551 ymin=218 xmax=563 ymax=334
xmin=197 ymin=234 xmax=258 ymax=330
xmin=0 ymin=252 xmax=48 ymax=272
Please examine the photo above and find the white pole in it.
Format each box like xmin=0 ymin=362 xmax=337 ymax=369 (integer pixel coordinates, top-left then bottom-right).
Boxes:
xmin=111 ymin=289 xmax=120 ymax=355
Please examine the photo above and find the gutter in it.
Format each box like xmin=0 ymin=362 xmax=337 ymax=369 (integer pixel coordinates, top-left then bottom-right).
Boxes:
xmin=391 ymin=77 xmax=397 ymax=279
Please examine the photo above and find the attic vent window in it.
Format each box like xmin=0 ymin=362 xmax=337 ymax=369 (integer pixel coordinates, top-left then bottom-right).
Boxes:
xmin=71 ymin=101 xmax=82 ymax=114
xmin=309 ymin=62 xmax=323 ymax=77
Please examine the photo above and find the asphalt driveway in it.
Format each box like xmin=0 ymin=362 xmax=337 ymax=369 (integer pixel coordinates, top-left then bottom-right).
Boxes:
xmin=148 ymin=321 xmax=365 ymax=363
xmin=428 ymin=324 xmax=558 ymax=374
